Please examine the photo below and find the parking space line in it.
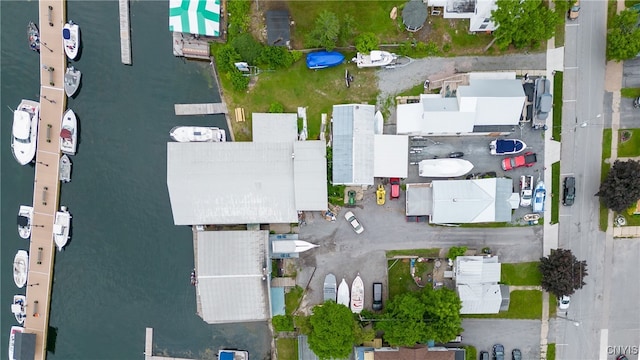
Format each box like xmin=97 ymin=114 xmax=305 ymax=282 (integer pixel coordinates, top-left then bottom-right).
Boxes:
xmin=565 ymin=67 xmax=579 ymax=70
xmin=563 ymin=99 xmax=577 ymax=102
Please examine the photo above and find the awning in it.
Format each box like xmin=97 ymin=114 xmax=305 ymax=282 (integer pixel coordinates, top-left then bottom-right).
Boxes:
xmin=14 ymin=332 xmax=36 ymax=360
xmin=169 ymin=0 xmax=221 ymax=36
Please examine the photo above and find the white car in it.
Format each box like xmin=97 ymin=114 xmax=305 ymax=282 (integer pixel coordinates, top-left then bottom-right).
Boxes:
xmin=344 ymin=211 xmax=364 ymax=234
xmin=558 ymin=295 xmax=570 ymax=310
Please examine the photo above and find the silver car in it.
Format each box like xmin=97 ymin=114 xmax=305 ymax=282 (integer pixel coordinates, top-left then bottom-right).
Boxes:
xmin=344 ymin=211 xmax=364 ymax=234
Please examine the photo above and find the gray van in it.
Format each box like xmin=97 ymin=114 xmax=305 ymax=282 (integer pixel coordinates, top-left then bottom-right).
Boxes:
xmin=372 ymin=283 xmax=383 ymax=310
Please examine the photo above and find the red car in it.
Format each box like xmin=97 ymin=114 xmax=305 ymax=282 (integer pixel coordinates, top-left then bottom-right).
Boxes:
xmin=390 ymin=178 xmax=400 ymax=199
xmin=501 ymin=152 xmax=537 ymax=171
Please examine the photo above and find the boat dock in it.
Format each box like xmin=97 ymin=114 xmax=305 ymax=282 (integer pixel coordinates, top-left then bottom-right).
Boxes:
xmin=174 ymin=102 xmax=228 ymax=115
xmin=21 ymin=1 xmax=68 ymax=359
xmin=144 ymin=328 xmax=196 ymax=360
xmin=119 ymin=0 xmax=132 ymax=65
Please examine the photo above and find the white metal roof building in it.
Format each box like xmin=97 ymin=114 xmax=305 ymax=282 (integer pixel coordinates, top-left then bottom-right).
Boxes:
xmin=396 ymin=73 xmax=526 ymax=135
xmin=294 ymin=141 xmax=328 ymax=210
xmin=332 ymin=104 xmax=375 ymax=185
xmin=406 ymin=183 xmax=433 ymax=216
xmin=195 ymin=230 xmax=271 ymax=324
xmin=427 ymin=0 xmax=497 ymax=32
xmin=454 ymin=256 xmax=503 ymax=314
xmin=252 ymin=113 xmax=299 ymax=143
xmin=373 ymin=135 xmax=409 ymax=178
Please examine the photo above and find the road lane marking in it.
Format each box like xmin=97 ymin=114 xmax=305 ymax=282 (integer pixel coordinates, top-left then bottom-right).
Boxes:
xmin=599 ymin=329 xmax=608 ymax=360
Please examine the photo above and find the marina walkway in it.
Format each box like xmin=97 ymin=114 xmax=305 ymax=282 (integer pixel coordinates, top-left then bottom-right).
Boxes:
xmin=174 ymin=102 xmax=228 ymax=115
xmin=23 ymin=1 xmax=67 ymax=359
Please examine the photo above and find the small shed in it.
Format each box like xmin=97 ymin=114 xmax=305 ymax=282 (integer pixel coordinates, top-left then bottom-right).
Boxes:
xmin=402 ymin=0 xmax=428 ymax=32
xmin=266 ymin=10 xmax=291 ymax=47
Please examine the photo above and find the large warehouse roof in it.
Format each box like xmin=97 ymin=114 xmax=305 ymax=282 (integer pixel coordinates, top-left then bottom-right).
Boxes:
xmin=332 ymin=104 xmax=375 ymax=185
xmin=373 ymin=135 xmax=409 ymax=178
xmin=430 ymin=178 xmax=513 ymax=223
xmin=196 ymin=230 xmax=271 ymax=324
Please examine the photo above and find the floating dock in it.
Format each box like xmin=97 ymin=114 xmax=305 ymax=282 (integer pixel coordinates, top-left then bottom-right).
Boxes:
xmin=174 ymin=102 xmax=228 ymax=115
xmin=144 ymin=328 xmax=196 ymax=360
xmin=119 ymin=0 xmax=132 ymax=65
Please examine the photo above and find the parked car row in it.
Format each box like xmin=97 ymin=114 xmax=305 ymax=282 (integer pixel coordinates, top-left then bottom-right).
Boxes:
xmin=479 ymin=345 xmax=521 ymax=360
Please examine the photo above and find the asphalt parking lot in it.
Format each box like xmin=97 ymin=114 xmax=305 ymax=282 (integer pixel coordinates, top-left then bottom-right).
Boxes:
xmin=461 ymin=319 xmax=541 ymax=359
xmin=620 ymin=57 xmax=640 ymax=128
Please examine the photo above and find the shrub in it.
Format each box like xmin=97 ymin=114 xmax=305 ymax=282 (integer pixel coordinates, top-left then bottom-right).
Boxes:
xmin=260 ymin=46 xmax=294 ymax=69
xmin=228 ymin=69 xmax=250 ymax=91
xmin=273 ymin=315 xmax=295 ymax=332
xmin=355 ymin=32 xmax=379 ymax=53
xmin=447 ymin=246 xmax=467 ymax=260
xmin=215 ymin=45 xmax=241 ymax=73
xmin=306 ymin=11 xmax=340 ymax=50
xmin=339 ymin=14 xmax=356 ymax=46
xmin=231 ymin=33 xmax=263 ymax=64
xmin=227 ymin=0 xmax=251 ymax=35
xmin=269 ymin=102 xmax=285 ymax=113
xmin=291 ymin=50 xmax=303 ymax=63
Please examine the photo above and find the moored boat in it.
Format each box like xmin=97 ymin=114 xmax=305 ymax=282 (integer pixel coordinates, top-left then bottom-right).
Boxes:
xmin=62 ymin=20 xmax=80 ymax=60
xmin=418 ymin=158 xmax=474 ymax=178
xmin=169 ymin=126 xmax=226 ymax=142
xmin=532 ymin=181 xmax=546 ymax=213
xmin=28 ymin=21 xmax=40 ymax=52
xmin=337 ymin=278 xmax=349 ymax=307
xmin=64 ymin=66 xmax=82 ymax=97
xmin=306 ymin=51 xmax=344 ymax=70
xmin=17 ymin=205 xmax=34 ymax=239
xmin=323 ymin=273 xmax=337 ymax=302
xmin=54 ymin=206 xmax=72 ymax=251
xmin=218 ymin=349 xmax=249 ymax=360
xmin=60 ymin=109 xmax=78 ymax=155
xmin=8 ymin=326 xmax=24 ymax=360
xmin=11 ymin=99 xmax=40 ymax=165
xmin=350 ymin=274 xmax=364 ymax=313
xmin=60 ymin=154 xmax=72 ymax=182
xmin=13 ymin=250 xmax=29 ymax=288
xmin=353 ymin=50 xmax=397 ymax=68
xmin=11 ymin=295 xmax=27 ymax=325
xmin=190 ymin=269 xmax=197 ymax=286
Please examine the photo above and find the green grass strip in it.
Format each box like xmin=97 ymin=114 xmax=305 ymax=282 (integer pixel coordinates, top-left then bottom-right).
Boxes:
xmin=547 ymin=343 xmax=556 ymax=360
xmin=552 ymin=72 xmax=563 ymax=142
xmin=618 ymin=129 xmax=640 ymax=157
xmin=501 ymin=262 xmax=542 ymax=285
xmin=551 ymin=161 xmax=560 ymax=224
xmin=463 ymin=290 xmax=542 ymax=319
xmin=276 ymin=338 xmax=299 ymax=360
xmin=599 ymin=129 xmax=613 ymax=231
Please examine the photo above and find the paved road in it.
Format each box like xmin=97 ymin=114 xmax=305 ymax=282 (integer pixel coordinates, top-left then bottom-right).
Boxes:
xmin=557 ymin=1 xmax=612 ymax=360
xmin=461 ymin=319 xmax=541 ymax=359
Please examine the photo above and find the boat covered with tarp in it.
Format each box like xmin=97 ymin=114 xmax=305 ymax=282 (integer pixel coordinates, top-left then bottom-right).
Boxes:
xmin=306 ymin=51 xmax=344 ymax=70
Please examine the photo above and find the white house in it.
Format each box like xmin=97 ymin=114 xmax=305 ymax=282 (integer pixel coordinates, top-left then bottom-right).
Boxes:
xmin=455 ymin=255 xmax=508 ymax=314
xmin=428 ymin=0 xmax=498 ymax=32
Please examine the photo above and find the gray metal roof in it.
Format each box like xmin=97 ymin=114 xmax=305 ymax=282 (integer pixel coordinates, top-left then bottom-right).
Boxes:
xmin=167 ymin=142 xmax=298 ymax=225
xmin=298 ymin=335 xmax=320 ymax=360
xmin=458 ymin=79 xmax=524 ymax=98
xmin=332 ymin=104 xmax=375 ymax=185
xmin=293 ymin=141 xmax=328 ymax=211
xmin=457 ymin=283 xmax=503 ymax=314
xmin=430 ymin=178 xmax=513 ymax=223
xmin=406 ymin=183 xmax=433 ymax=216
xmin=252 ymin=113 xmax=298 ymax=143
xmin=454 ymin=256 xmax=500 ymax=284
xmin=196 ymin=230 xmax=271 ymax=324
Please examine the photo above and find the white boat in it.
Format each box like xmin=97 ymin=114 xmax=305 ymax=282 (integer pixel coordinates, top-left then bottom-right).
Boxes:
xmin=374 ymin=110 xmax=384 ymax=134
xmin=64 ymin=66 xmax=82 ymax=97
xmin=418 ymin=158 xmax=474 ymax=178
xmin=323 ymin=273 xmax=337 ymax=302
xmin=60 ymin=109 xmax=78 ymax=155
xmin=54 ymin=206 xmax=72 ymax=251
xmin=169 ymin=126 xmax=226 ymax=142
xmin=11 ymin=295 xmax=26 ymax=325
xmin=62 ymin=20 xmax=80 ymax=60
xmin=13 ymin=250 xmax=29 ymax=288
xmin=8 ymin=326 xmax=24 ymax=360
xmin=337 ymin=278 xmax=350 ymax=307
xmin=17 ymin=205 xmax=34 ymax=239
xmin=489 ymin=139 xmax=527 ymax=155
xmin=11 ymin=99 xmax=40 ymax=165
xmin=353 ymin=50 xmax=397 ymax=68
xmin=532 ymin=181 xmax=546 ymax=213
xmin=218 ymin=349 xmax=249 ymax=360
xmin=60 ymin=154 xmax=72 ymax=182
xmin=350 ymin=274 xmax=364 ymax=313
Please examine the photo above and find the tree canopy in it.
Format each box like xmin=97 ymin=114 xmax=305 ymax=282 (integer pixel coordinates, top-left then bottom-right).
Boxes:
xmin=596 ymin=159 xmax=640 ymax=212
xmin=607 ymin=10 xmax=640 ymax=61
xmin=308 ymin=301 xmax=356 ymax=360
xmin=376 ymin=288 xmax=462 ymax=346
xmin=306 ymin=11 xmax=341 ymax=51
xmin=492 ymin=0 xmax=561 ymax=50
xmin=539 ymin=248 xmax=588 ymax=298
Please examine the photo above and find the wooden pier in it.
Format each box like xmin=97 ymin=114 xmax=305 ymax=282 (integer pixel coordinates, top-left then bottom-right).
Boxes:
xmin=144 ymin=328 xmax=196 ymax=360
xmin=119 ymin=0 xmax=132 ymax=65
xmin=174 ymin=102 xmax=228 ymax=115
xmin=20 ymin=1 xmax=68 ymax=359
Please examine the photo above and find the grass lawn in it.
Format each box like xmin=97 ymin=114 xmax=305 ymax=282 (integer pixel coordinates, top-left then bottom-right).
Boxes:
xmin=549 ymin=294 xmax=557 ymax=318
xmin=286 ymin=286 xmax=304 ymax=315
xmin=397 ymin=82 xmax=427 ymax=97
xmin=464 ymin=346 xmax=477 ymax=360
xmin=555 ymin=17 xmax=565 ymax=48
xmin=618 ymin=129 xmax=640 ymax=157
xmin=552 ymin=72 xmax=563 ymax=142
xmin=608 ymin=0 xmax=619 ymax=31
xmin=547 ymin=343 xmax=556 ymax=360
xmin=615 ymin=211 xmax=640 ymax=226
xmin=551 ymin=161 xmax=560 ymax=224
xmin=219 ymin=60 xmax=378 ymax=141
xmin=501 ymin=262 xmax=542 ymax=286
xmin=464 ymin=290 xmax=542 ymax=319
xmin=600 ymin=129 xmax=612 ymax=231
xmin=620 ymin=88 xmax=640 ymax=98
xmin=387 ymin=258 xmax=435 ymax=300
xmin=276 ymin=338 xmax=298 ymax=360
xmin=386 ymin=248 xmax=441 ymax=258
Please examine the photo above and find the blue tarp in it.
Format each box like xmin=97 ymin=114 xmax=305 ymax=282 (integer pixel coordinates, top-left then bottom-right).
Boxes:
xmin=306 ymin=51 xmax=344 ymax=69
xmin=496 ymin=139 xmax=524 ymax=154
xmin=219 ymin=351 xmax=234 ymax=360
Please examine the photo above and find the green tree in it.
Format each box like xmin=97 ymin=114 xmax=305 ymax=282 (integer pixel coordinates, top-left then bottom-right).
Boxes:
xmin=259 ymin=46 xmax=294 ymax=69
xmin=607 ymin=10 xmax=640 ymax=61
xmin=215 ymin=45 xmax=241 ymax=73
xmin=339 ymin=14 xmax=356 ymax=46
xmin=231 ymin=33 xmax=263 ymax=64
xmin=447 ymin=246 xmax=467 ymax=260
xmin=554 ymin=0 xmax=572 ymax=20
xmin=596 ymin=159 xmax=640 ymax=212
xmin=421 ymin=287 xmax=463 ymax=343
xmin=355 ymin=32 xmax=379 ymax=53
xmin=308 ymin=301 xmax=356 ymax=360
xmin=492 ymin=0 xmax=560 ymax=50
xmin=539 ymin=248 xmax=588 ymax=298
xmin=306 ymin=11 xmax=341 ymax=50
xmin=272 ymin=315 xmax=294 ymax=331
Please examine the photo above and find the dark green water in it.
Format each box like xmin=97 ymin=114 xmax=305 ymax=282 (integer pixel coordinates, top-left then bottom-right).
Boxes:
xmin=1 ymin=1 xmax=270 ymax=359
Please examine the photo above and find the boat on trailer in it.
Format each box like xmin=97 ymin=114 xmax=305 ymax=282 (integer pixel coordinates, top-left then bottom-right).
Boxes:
xmin=418 ymin=158 xmax=474 ymax=178
xmin=323 ymin=273 xmax=337 ymax=302
xmin=350 ymin=274 xmax=364 ymax=313
xmin=353 ymin=50 xmax=397 ymax=68
xmin=306 ymin=51 xmax=344 ymax=70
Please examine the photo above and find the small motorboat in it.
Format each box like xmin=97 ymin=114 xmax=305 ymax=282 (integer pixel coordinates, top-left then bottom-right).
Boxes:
xmin=8 ymin=326 xmax=24 ymax=360
xmin=350 ymin=274 xmax=364 ymax=313
xmin=532 ymin=181 xmax=546 ymax=213
xmin=323 ymin=273 xmax=337 ymax=302
xmin=60 ymin=109 xmax=78 ymax=155
xmin=353 ymin=50 xmax=397 ymax=68
xmin=374 ymin=110 xmax=384 ymax=134
xmin=306 ymin=51 xmax=344 ymax=70
xmin=190 ymin=269 xmax=197 ymax=286
xmin=28 ymin=21 xmax=40 ymax=52
xmin=11 ymin=99 xmax=40 ymax=165
xmin=54 ymin=206 xmax=72 ymax=251
xmin=489 ymin=139 xmax=527 ymax=155
xmin=218 ymin=349 xmax=249 ymax=360
xmin=418 ymin=158 xmax=474 ymax=178
xmin=60 ymin=154 xmax=72 ymax=182
xmin=13 ymin=250 xmax=29 ymax=288
xmin=169 ymin=126 xmax=226 ymax=142
xmin=62 ymin=20 xmax=80 ymax=60
xmin=11 ymin=295 xmax=27 ymax=325
xmin=17 ymin=205 xmax=34 ymax=239
xmin=64 ymin=66 xmax=82 ymax=97
xmin=337 ymin=278 xmax=349 ymax=307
